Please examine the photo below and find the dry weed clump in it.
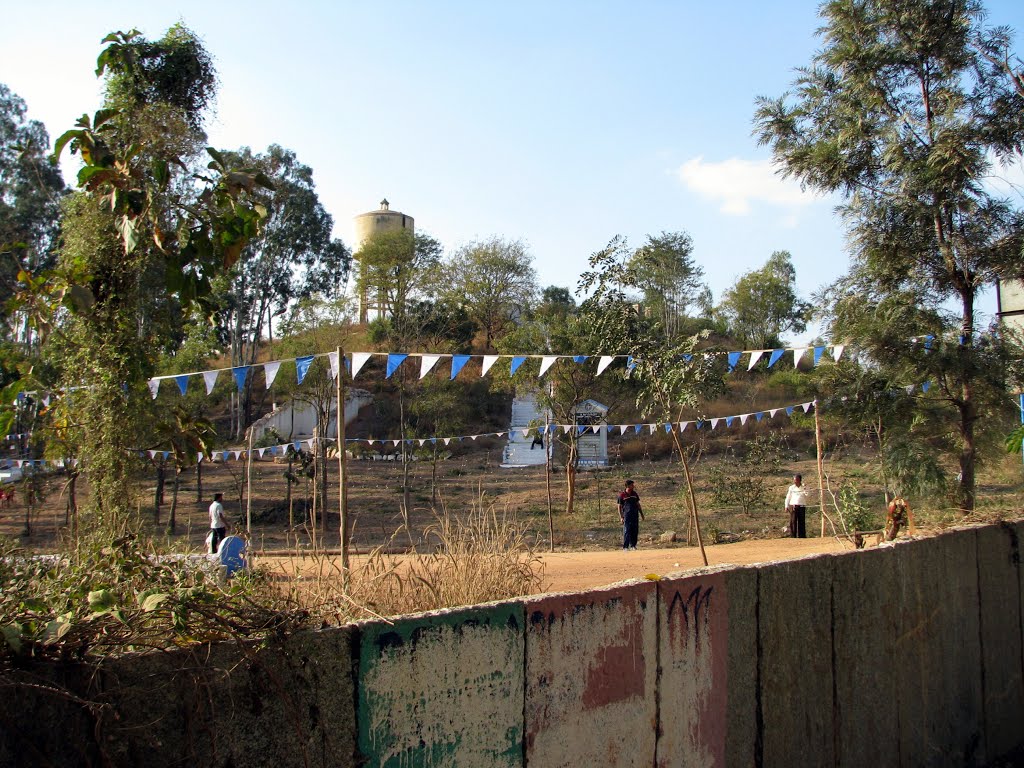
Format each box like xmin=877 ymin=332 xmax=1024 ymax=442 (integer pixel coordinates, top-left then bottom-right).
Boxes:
xmin=276 ymin=499 xmax=545 ymax=625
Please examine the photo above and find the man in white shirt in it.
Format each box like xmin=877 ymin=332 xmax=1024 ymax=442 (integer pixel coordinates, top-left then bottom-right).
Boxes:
xmin=209 ymin=492 xmax=229 ymax=553
xmin=784 ymin=474 xmax=810 ymax=538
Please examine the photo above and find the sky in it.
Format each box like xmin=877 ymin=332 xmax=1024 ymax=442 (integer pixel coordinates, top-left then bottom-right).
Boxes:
xmin=3 ymin=1 xmax=1023 ymax=344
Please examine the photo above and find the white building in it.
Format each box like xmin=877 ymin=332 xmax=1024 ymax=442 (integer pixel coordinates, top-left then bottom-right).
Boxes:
xmin=574 ymin=399 xmax=609 ymax=468
xmin=501 ymin=392 xmax=552 ymax=468
xmin=251 ymin=389 xmax=374 ymax=442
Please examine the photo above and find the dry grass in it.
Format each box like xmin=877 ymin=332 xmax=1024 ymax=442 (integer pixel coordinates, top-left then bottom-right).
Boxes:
xmin=264 ymin=494 xmax=545 ymax=624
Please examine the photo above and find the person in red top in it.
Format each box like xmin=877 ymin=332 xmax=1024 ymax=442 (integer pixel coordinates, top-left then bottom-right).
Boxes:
xmin=617 ymin=479 xmax=644 ymax=550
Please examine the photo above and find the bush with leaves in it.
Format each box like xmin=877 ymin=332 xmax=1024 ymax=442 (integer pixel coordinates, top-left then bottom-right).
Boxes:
xmin=707 ymin=434 xmax=786 ymax=516
xmin=0 ymin=535 xmax=302 ymax=665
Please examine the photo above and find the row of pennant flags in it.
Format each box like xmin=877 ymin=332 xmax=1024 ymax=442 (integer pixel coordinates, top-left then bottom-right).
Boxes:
xmin=2 ymin=398 xmax=814 ymax=468
xmin=128 ymin=400 xmax=819 ymax=464
xmin=144 ymin=344 xmax=851 ymax=399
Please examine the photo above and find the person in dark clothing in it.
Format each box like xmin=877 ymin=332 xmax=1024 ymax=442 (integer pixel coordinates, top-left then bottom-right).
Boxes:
xmin=617 ymin=479 xmax=644 ymax=550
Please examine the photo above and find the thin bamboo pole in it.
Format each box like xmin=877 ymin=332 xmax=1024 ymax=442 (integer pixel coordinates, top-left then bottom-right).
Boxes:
xmin=545 ymin=407 xmax=554 ymax=553
xmin=814 ymin=398 xmax=826 ymax=537
xmin=245 ymin=424 xmax=254 ymax=535
xmin=670 ymin=428 xmax=707 ymax=566
xmin=336 ymin=347 xmax=349 ymax=583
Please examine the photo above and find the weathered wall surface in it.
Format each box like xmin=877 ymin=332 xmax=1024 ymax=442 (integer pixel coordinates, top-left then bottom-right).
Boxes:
xmin=3 ymin=522 xmax=1024 ymax=768
xmin=523 ymin=581 xmax=658 ymax=767
xmin=356 ymin=602 xmax=524 ymax=767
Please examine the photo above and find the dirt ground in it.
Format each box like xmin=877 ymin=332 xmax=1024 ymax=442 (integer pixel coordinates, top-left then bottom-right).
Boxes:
xmin=528 ymin=535 xmax=855 ymax=592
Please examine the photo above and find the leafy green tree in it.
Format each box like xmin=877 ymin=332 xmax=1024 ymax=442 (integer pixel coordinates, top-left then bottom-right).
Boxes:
xmin=216 ymin=144 xmax=349 ymax=437
xmin=754 ymin=0 xmax=1024 ymax=509
xmin=0 ymin=83 xmax=66 ymax=327
xmin=42 ymin=27 xmax=269 ymax=534
xmin=580 ymin=236 xmax=726 ymax=562
xmin=535 ymin=285 xmax=576 ymax=324
xmin=628 ymin=231 xmax=707 ymax=341
xmin=436 ymin=237 xmax=537 ymax=351
xmin=354 ymin=229 xmax=442 ymax=338
xmin=716 ymin=251 xmax=809 ymax=349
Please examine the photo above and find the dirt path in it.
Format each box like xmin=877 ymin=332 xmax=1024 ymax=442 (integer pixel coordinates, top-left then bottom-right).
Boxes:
xmin=258 ymin=535 xmax=860 ymax=596
xmin=532 ymin=536 xmax=855 ymax=592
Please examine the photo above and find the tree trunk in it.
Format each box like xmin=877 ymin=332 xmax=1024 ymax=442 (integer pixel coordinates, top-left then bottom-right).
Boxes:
xmin=154 ymin=460 xmax=164 ymax=525
xmin=196 ymin=459 xmax=203 ymax=503
xmin=564 ymin=436 xmax=577 ymax=516
xmin=958 ymin=287 xmax=977 ymax=512
xmin=670 ymin=430 xmax=707 ymax=566
xmin=168 ymin=467 xmax=180 ymax=533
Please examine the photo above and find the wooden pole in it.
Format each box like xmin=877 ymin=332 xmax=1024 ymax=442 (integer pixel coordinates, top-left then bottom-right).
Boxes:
xmin=814 ymin=398 xmax=826 ymax=537
xmin=245 ymin=424 xmax=254 ymax=535
xmin=336 ymin=347 xmax=350 ymax=582
xmin=671 ymin=428 xmax=707 ymax=566
xmin=545 ymin=407 xmax=554 ymax=553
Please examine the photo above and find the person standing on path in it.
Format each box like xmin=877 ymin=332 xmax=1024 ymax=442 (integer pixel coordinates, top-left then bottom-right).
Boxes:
xmin=617 ymin=479 xmax=644 ymax=550
xmin=784 ymin=474 xmax=810 ymax=538
xmin=209 ymin=492 xmax=229 ymax=553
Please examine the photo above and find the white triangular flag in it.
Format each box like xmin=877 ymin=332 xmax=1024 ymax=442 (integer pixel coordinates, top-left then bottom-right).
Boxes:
xmin=257 ymin=448 xmax=266 ymax=458
xmin=481 ymin=355 xmax=500 ymax=376
xmin=392 ymin=439 xmax=401 ymax=447
xmin=264 ymin=361 xmax=282 ymax=388
xmin=563 ymin=425 xmax=573 ymax=434
xmin=747 ymin=350 xmax=764 ymax=371
xmin=203 ymin=370 xmax=219 ymax=394
xmin=680 ymin=421 xmax=690 ymax=431
xmin=148 ymin=379 xmax=160 ymax=399
xmin=793 ymin=347 xmax=807 ymax=367
xmin=539 ymin=356 xmax=558 ymax=377
xmin=326 ymin=351 xmax=339 ymax=379
xmin=197 ymin=452 xmax=204 ymax=464
xmin=710 ymin=418 xmax=720 ymax=429
xmin=420 ymin=354 xmax=442 ymax=379
xmin=739 ymin=414 xmax=750 ymax=425
xmin=148 ymin=450 xmax=158 ymax=459
xmin=832 ymin=344 xmax=845 ymax=362
xmin=351 ymin=352 xmax=371 ymax=378
xmin=649 ymin=424 xmax=657 ymax=434
xmin=596 ymin=356 xmax=615 ymax=376
xmin=803 ymin=402 xmax=814 ymax=413
xmin=769 ymin=408 xmax=779 ymax=418
xmin=521 ymin=428 xmax=530 ymax=437
xmin=233 ymin=451 xmax=243 ymax=460
xmin=443 ymin=437 xmax=452 ymax=445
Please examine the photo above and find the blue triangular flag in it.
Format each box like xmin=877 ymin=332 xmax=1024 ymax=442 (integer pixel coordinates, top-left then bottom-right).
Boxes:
xmin=786 ymin=407 xmax=794 ymax=416
xmin=726 ymin=416 xmax=735 ymax=427
xmin=634 ymin=424 xmax=643 ymax=434
xmin=755 ymin=412 xmax=764 ymax=421
xmin=922 ymin=381 xmax=931 ymax=393
xmin=510 ymin=356 xmax=527 ymax=375
xmin=450 ymin=354 xmax=470 ymax=380
xmin=221 ymin=451 xmax=230 ymax=461
xmin=294 ymin=441 xmax=302 ymax=451
xmin=162 ymin=451 xmax=170 ymax=460
xmin=572 ymin=355 xmax=588 ymax=363
xmin=768 ymin=349 xmax=785 ymax=368
xmin=386 ymin=354 xmax=408 ymax=378
xmin=175 ymin=375 xmax=189 ymax=395
xmin=577 ymin=425 xmax=587 ymax=435
xmin=695 ymin=420 xmax=704 ymax=430
xmin=727 ymin=352 xmax=741 ymax=371
xmin=813 ymin=346 xmax=825 ymax=366
xmin=232 ymin=366 xmax=250 ymax=392
xmin=664 ymin=423 xmax=673 ymax=433
xmin=682 ymin=354 xmax=693 ymax=362
xmin=296 ymin=355 xmax=314 ymax=384
xmin=925 ymin=335 xmax=934 ymax=350
xmin=626 ymin=356 xmax=636 ymax=371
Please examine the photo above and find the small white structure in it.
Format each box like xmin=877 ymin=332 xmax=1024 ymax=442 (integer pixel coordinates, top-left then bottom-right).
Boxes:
xmin=574 ymin=399 xmax=609 ymax=468
xmin=997 ymin=278 xmax=1024 ymax=337
xmin=251 ymin=389 xmax=374 ymax=442
xmin=501 ymin=392 xmax=551 ymax=468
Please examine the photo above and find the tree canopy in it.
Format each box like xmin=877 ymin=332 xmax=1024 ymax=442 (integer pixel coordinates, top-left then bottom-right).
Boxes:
xmin=754 ymin=0 xmax=1024 ymax=509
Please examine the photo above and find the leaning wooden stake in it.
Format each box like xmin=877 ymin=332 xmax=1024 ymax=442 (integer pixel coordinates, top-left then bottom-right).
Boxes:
xmin=245 ymin=424 xmax=254 ymax=535
xmin=545 ymin=408 xmax=554 ymax=553
xmin=336 ymin=346 xmax=350 ymax=584
xmin=671 ymin=428 xmax=707 ymax=566
xmin=814 ymin=398 xmax=826 ymax=537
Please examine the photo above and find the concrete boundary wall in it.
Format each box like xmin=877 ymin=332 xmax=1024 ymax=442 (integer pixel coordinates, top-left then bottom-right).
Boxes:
xmin=3 ymin=522 xmax=1024 ymax=767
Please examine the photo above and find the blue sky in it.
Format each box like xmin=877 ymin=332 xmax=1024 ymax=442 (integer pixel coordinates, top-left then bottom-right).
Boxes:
xmin=3 ymin=1 xmax=1023 ymax=343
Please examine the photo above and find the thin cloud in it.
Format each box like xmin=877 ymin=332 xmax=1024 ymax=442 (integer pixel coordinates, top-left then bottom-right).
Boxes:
xmin=675 ymin=156 xmax=825 ymax=215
